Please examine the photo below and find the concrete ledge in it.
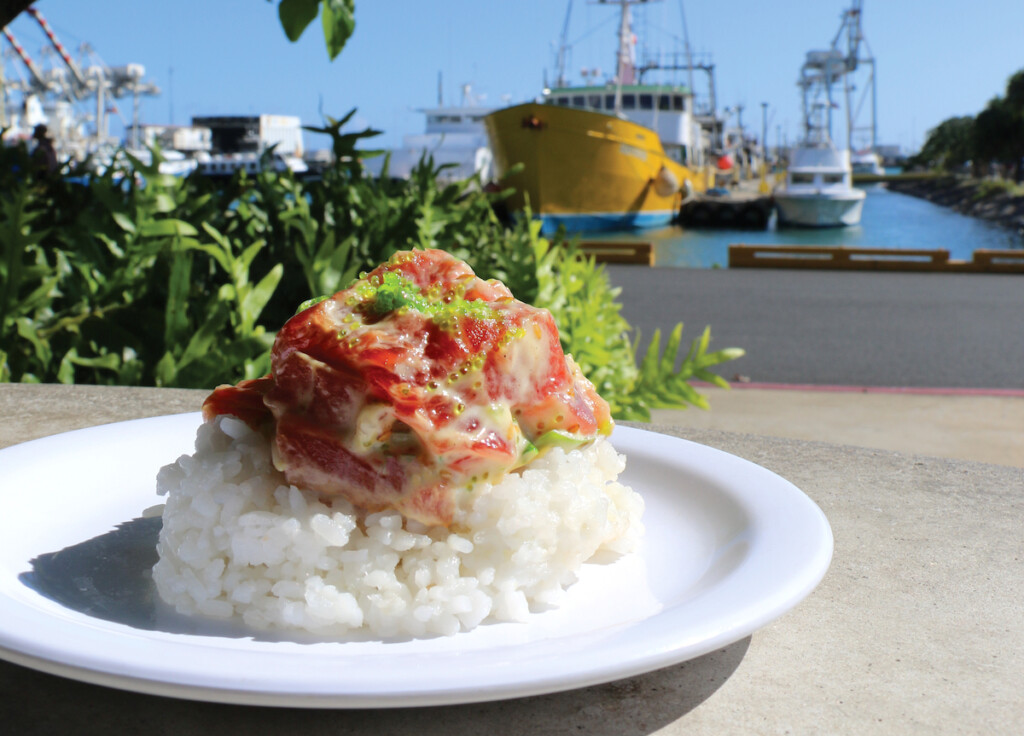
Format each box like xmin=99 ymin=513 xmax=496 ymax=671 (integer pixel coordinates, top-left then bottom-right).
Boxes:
xmin=652 ymin=384 xmax=1024 ymax=468
xmin=1 ymin=386 xmax=1021 ymax=734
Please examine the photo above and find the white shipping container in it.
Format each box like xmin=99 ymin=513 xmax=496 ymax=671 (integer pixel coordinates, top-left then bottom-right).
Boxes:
xmin=172 ymin=126 xmax=212 ymax=152
xmin=259 ymin=115 xmax=304 ymax=156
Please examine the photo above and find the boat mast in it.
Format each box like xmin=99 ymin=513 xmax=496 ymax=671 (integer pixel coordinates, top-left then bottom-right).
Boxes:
xmin=678 ymin=0 xmax=696 ymax=106
xmin=597 ymin=0 xmax=651 ymax=115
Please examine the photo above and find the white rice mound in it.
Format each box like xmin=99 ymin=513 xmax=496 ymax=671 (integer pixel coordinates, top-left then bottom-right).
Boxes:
xmin=152 ymin=415 xmax=644 ymax=638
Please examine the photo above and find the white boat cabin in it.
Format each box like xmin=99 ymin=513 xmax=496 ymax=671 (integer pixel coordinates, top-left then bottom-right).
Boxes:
xmin=420 ymin=107 xmax=492 ymax=136
xmin=786 ymin=145 xmax=854 ymax=190
xmin=542 ymin=84 xmax=702 ymax=166
xmin=363 ymin=104 xmax=495 ymax=183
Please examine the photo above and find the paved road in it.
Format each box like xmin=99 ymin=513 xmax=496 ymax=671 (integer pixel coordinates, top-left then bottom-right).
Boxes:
xmin=605 ymin=266 xmax=1023 ymax=389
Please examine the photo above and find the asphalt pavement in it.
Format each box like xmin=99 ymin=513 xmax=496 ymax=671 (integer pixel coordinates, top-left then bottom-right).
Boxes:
xmin=606 ymin=266 xmax=1024 ymax=389
xmin=605 ymin=266 xmax=1023 ymax=467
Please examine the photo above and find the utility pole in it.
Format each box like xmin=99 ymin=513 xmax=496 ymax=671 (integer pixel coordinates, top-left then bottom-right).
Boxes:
xmin=759 ymin=102 xmax=769 ymax=193
xmin=761 ymin=102 xmax=768 ymax=163
xmin=0 ymin=40 xmax=5 ymax=128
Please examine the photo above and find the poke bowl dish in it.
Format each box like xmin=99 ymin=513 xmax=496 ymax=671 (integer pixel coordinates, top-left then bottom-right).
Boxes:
xmin=153 ymin=249 xmax=644 ymax=639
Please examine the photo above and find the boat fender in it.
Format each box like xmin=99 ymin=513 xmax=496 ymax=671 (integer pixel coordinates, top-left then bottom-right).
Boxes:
xmin=681 ymin=178 xmax=696 ymax=201
xmin=654 ymin=165 xmax=680 ymax=197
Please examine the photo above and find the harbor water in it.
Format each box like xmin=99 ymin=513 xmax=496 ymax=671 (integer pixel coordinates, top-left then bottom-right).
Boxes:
xmin=587 ymin=186 xmax=1024 ymax=269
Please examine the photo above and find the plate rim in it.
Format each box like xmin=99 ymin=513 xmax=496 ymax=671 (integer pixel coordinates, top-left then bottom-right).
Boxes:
xmin=0 ymin=415 xmax=833 ymax=707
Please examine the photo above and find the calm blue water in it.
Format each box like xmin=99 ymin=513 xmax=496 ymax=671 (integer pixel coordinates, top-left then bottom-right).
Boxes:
xmin=586 ymin=186 xmax=1024 ymax=268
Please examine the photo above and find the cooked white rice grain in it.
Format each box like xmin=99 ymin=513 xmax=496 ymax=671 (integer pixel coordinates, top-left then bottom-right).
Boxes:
xmin=152 ymin=415 xmax=643 ymax=637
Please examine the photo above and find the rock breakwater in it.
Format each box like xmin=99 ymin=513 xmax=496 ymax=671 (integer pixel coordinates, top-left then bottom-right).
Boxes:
xmin=887 ymin=176 xmax=1024 ymax=233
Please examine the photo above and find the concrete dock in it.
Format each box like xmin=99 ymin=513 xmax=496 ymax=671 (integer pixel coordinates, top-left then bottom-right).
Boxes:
xmin=677 ymin=188 xmax=774 ymax=229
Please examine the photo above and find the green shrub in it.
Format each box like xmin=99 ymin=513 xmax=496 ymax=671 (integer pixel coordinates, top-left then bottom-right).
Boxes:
xmin=0 ymin=116 xmax=742 ymax=419
xmin=972 ymin=178 xmax=1024 ymax=200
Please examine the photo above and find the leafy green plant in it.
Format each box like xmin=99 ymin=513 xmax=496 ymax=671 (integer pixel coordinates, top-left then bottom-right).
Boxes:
xmin=0 ymin=118 xmax=742 ymax=419
xmin=0 ymin=181 xmax=55 ymax=382
xmin=2 ymin=0 xmax=743 ymax=417
xmin=527 ymin=219 xmax=743 ymax=420
xmin=630 ymin=324 xmax=745 ymax=417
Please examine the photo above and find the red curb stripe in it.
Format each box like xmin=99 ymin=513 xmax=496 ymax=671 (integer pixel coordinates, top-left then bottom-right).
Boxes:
xmin=694 ymin=381 xmax=1024 ymax=397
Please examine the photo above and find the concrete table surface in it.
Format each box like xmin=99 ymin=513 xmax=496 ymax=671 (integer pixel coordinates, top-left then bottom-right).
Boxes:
xmin=0 ymin=384 xmax=1020 ymax=735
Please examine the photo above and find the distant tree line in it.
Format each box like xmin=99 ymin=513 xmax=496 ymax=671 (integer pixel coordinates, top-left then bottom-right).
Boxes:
xmin=909 ymin=69 xmax=1024 ymax=181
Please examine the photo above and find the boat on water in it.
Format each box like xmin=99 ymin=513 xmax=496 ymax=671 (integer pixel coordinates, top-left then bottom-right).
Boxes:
xmin=776 ymin=4 xmax=870 ymax=228
xmin=774 ymin=133 xmax=865 ymax=228
xmin=850 ymin=149 xmax=884 ymax=176
xmin=486 ymin=101 xmax=699 ymax=233
xmin=363 ymin=84 xmax=494 ymax=183
xmin=484 ymin=0 xmax=706 ymax=234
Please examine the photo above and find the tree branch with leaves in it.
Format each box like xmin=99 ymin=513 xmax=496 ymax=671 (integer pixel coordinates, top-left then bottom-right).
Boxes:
xmin=275 ymin=0 xmax=355 ymax=59
xmin=0 ymin=1 xmax=355 ymax=58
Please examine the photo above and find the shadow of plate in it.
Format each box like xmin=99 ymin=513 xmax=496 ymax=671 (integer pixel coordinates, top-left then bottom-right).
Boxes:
xmin=20 ymin=516 xmax=164 ymax=631
xmin=1 ymin=636 xmax=748 ymax=736
xmin=19 ymin=517 xmax=392 ymax=642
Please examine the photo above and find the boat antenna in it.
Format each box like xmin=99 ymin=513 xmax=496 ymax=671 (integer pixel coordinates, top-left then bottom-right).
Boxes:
xmin=678 ymin=0 xmax=695 ymax=105
xmin=677 ymin=0 xmax=700 ymax=156
xmin=556 ymin=0 xmax=573 ymax=88
xmin=437 ymin=70 xmax=443 ymax=106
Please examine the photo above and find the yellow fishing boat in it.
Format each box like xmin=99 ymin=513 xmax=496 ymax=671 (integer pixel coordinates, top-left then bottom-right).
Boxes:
xmin=486 ymin=101 xmax=701 ymax=233
xmin=484 ymin=0 xmax=708 ymax=234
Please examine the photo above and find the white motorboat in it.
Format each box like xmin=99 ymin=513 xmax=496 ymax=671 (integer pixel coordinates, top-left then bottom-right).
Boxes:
xmin=775 ymin=139 xmax=865 ymax=227
xmin=850 ymin=149 xmax=885 ymax=176
xmin=364 ymin=85 xmax=494 ymax=184
xmin=776 ymin=3 xmax=875 ymax=228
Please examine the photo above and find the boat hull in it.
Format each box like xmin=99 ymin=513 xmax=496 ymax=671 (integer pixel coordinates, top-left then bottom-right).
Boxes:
xmin=775 ymin=190 xmax=866 ymax=228
xmin=484 ymin=103 xmax=699 ymax=234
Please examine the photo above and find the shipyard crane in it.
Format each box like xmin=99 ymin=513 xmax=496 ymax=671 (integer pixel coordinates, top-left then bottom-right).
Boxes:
xmin=2 ymin=6 xmax=160 ymax=154
xmin=26 ymin=6 xmax=88 ymax=98
xmin=836 ymin=2 xmax=878 ymax=155
xmin=797 ymin=0 xmax=875 ymax=151
xmin=76 ymin=41 xmax=160 ymax=148
xmin=2 ymin=26 xmax=48 ymax=93
xmin=27 ymin=7 xmax=158 ymax=146
xmin=1 ymin=25 xmax=53 ymax=132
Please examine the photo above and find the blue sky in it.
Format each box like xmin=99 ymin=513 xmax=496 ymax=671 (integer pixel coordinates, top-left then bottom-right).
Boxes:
xmin=5 ymin=1 xmax=1024 ymax=154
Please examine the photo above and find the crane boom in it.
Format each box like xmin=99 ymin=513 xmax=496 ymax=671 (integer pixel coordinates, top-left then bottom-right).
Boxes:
xmin=2 ymin=26 xmax=49 ymax=91
xmin=832 ymin=0 xmax=864 ymax=75
xmin=26 ymin=6 xmax=88 ymax=94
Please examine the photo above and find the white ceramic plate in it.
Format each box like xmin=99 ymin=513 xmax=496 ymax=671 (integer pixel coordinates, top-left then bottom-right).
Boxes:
xmin=0 ymin=415 xmax=832 ymax=708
